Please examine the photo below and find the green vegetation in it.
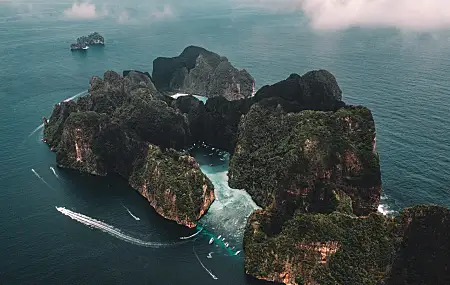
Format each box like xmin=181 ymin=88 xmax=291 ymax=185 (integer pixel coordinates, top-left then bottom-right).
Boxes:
xmin=229 ymin=104 xmax=381 ymax=217
xmin=245 ymin=210 xmax=395 ymax=285
xmin=129 ymin=145 xmax=214 ymax=225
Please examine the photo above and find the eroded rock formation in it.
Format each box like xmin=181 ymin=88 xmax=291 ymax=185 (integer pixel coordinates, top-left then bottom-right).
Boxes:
xmin=43 ymin=70 xmax=214 ymax=228
xmin=43 ymin=47 xmax=450 ymax=284
xmin=152 ymin=46 xmax=255 ymax=100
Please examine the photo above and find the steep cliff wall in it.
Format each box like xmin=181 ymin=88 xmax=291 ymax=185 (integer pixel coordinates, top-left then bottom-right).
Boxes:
xmin=229 ymin=104 xmax=381 ymax=217
xmin=152 ymin=46 xmax=255 ymax=100
xmin=129 ymin=145 xmax=214 ymax=228
xmin=43 ymin=70 xmax=214 ymax=228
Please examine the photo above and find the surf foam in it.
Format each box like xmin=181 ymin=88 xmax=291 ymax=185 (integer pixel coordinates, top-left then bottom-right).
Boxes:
xmin=378 ymin=195 xmax=394 ymax=216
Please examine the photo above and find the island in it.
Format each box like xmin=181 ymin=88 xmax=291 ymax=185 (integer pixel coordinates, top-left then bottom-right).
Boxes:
xmin=70 ymin=32 xmax=104 ymax=51
xmin=152 ymin=46 xmax=255 ymax=100
xmin=43 ymin=46 xmax=450 ymax=284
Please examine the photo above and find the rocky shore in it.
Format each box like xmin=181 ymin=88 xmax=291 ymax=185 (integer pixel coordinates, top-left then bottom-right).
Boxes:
xmin=44 ymin=46 xmax=450 ymax=284
xmin=70 ymin=32 xmax=104 ymax=51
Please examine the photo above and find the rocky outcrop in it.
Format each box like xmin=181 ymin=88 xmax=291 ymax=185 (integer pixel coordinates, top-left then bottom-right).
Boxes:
xmin=385 ymin=205 xmax=450 ymax=285
xmin=129 ymin=145 xmax=214 ymax=228
xmin=231 ymin=74 xmax=450 ymax=284
xmin=252 ymin=71 xmax=345 ymax=112
xmin=43 ymin=70 xmax=214 ymax=227
xmin=152 ymin=46 xmax=255 ymax=100
xmin=244 ymin=210 xmax=394 ymax=285
xmin=76 ymin=32 xmax=104 ymax=45
xmin=43 ymin=50 xmax=450 ymax=283
xmin=229 ymin=103 xmax=381 ymax=217
xmin=56 ymin=111 xmax=109 ymax=175
xmin=244 ymin=205 xmax=450 ymax=285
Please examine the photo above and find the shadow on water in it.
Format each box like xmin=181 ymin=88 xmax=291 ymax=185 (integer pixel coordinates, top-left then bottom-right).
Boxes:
xmin=70 ymin=45 xmax=105 ymax=60
xmin=55 ymin=168 xmax=196 ymax=240
xmin=70 ymin=50 xmax=88 ymax=59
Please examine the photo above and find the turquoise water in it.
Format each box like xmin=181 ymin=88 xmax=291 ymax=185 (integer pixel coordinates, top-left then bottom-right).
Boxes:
xmin=1 ymin=1 xmax=450 ymax=284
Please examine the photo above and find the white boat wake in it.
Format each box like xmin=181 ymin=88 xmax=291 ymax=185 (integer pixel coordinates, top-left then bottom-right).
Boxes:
xmin=26 ymin=90 xmax=87 ymax=142
xmin=27 ymin=123 xmax=44 ymax=138
xmin=179 ymin=227 xmax=203 ymax=240
xmin=63 ymin=90 xmax=87 ymax=102
xmin=31 ymin=169 xmax=55 ymax=190
xmin=121 ymin=204 xmax=140 ymax=221
xmin=193 ymin=243 xmax=218 ymax=280
xmin=49 ymin=167 xmax=59 ymax=179
xmin=56 ymin=206 xmax=184 ymax=248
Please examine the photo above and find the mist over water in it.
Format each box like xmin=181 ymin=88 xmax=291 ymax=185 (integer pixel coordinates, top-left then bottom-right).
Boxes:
xmin=1 ymin=0 xmax=450 ymax=284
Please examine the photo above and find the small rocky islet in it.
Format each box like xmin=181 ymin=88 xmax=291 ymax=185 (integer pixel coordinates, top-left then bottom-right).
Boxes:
xmin=70 ymin=32 xmax=104 ymax=51
xmin=43 ymin=45 xmax=450 ymax=285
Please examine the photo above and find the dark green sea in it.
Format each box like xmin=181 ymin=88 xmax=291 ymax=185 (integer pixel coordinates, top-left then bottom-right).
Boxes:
xmin=1 ymin=1 xmax=450 ymax=284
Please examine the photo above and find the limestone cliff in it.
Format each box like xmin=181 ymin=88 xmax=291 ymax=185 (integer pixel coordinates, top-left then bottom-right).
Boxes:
xmin=244 ymin=205 xmax=450 ymax=285
xmin=244 ymin=210 xmax=394 ymax=285
xmin=385 ymin=205 xmax=450 ymax=285
xmin=42 ymin=52 xmax=450 ymax=283
xmin=152 ymin=46 xmax=255 ymax=100
xmin=43 ymin=70 xmax=214 ymax=228
xmin=129 ymin=145 xmax=214 ymax=228
xmin=229 ymin=103 xmax=381 ymax=217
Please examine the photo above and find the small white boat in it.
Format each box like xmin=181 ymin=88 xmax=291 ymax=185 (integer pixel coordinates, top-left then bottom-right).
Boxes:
xmin=209 ymin=238 xmax=214 ymax=244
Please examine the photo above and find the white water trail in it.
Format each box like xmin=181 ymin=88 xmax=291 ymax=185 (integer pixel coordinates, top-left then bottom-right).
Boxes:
xmin=193 ymin=243 xmax=218 ymax=280
xmin=28 ymin=123 xmax=44 ymax=138
xmin=179 ymin=227 xmax=203 ymax=240
xmin=63 ymin=90 xmax=87 ymax=102
xmin=56 ymin=207 xmax=183 ymax=248
xmin=31 ymin=169 xmax=55 ymax=190
xmin=121 ymin=204 xmax=140 ymax=221
xmin=49 ymin=167 xmax=59 ymax=179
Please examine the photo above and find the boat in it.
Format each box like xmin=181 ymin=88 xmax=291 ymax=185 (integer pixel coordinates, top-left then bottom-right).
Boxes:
xmin=209 ymin=237 xmax=214 ymax=244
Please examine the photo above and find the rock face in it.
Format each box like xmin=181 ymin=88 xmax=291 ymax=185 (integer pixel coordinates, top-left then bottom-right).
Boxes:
xmin=43 ymin=49 xmax=450 ymax=283
xmin=385 ymin=205 xmax=450 ymax=285
xmin=152 ymin=46 xmax=255 ymax=100
xmin=244 ymin=205 xmax=450 ymax=285
xmin=244 ymin=210 xmax=394 ymax=285
xmin=76 ymin=32 xmax=105 ymax=45
xmin=129 ymin=145 xmax=215 ymax=228
xmin=229 ymin=104 xmax=381 ymax=216
xmin=252 ymin=71 xmax=345 ymax=112
xmin=229 ymin=73 xmax=450 ymax=284
xmin=43 ymin=70 xmax=214 ymax=228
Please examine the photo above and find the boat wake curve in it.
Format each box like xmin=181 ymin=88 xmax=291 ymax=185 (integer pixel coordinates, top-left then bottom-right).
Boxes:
xmin=56 ymin=206 xmax=186 ymax=248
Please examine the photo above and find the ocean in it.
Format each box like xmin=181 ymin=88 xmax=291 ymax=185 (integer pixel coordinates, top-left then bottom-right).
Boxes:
xmin=1 ymin=1 xmax=450 ymax=284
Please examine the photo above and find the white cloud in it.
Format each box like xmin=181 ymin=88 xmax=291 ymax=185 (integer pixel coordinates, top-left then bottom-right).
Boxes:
xmin=63 ymin=2 xmax=103 ymax=20
xmin=117 ymin=11 xmax=129 ymax=23
xmin=235 ymin=0 xmax=450 ymax=31
xmin=151 ymin=4 xmax=174 ymax=20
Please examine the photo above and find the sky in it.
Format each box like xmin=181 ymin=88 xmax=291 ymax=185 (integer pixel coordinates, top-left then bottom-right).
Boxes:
xmin=2 ymin=0 xmax=450 ymax=31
